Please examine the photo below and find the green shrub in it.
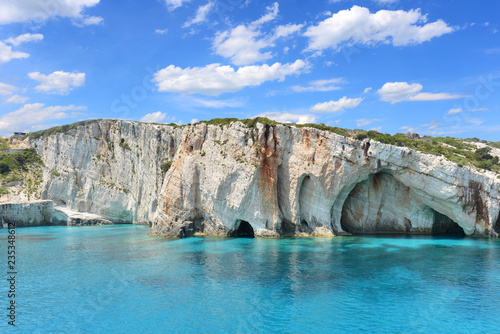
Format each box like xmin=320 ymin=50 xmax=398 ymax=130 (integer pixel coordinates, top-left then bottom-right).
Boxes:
xmin=29 ymin=119 xmax=104 ymax=140
xmin=0 ymin=137 xmax=9 ymax=150
xmin=161 ymin=161 xmax=172 ymax=173
xmin=119 ymin=138 xmax=131 ymax=151
xmin=356 ymin=132 xmax=368 ymax=140
xmin=0 ymin=187 xmax=8 ymax=195
xmin=51 ymin=170 xmax=60 ymax=177
xmin=0 ymin=162 xmax=10 ymax=174
xmin=0 ymin=149 xmax=42 ymax=175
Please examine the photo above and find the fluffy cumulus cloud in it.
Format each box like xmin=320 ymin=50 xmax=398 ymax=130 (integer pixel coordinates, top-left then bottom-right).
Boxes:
xmin=291 ymin=78 xmax=343 ymax=92
xmin=304 ymin=6 xmax=454 ymax=52
xmin=259 ymin=111 xmax=317 ymax=124
xmin=0 ymin=103 xmax=86 ymax=134
xmin=139 ymin=111 xmax=167 ymax=123
xmin=0 ymin=42 xmax=29 ymax=65
xmin=183 ymin=1 xmax=214 ymax=28
xmin=377 ymin=82 xmax=466 ymax=103
xmin=4 ymin=33 xmax=43 ymax=47
xmin=310 ymin=96 xmax=363 ymax=113
xmin=213 ymin=3 xmax=303 ymax=65
xmin=0 ymin=0 xmax=102 ymax=25
xmin=28 ymin=71 xmax=85 ymax=95
xmin=153 ymin=60 xmax=308 ymax=96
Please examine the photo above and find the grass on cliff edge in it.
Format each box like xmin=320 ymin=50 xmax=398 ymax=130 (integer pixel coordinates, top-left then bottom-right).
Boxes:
xmin=16 ymin=117 xmax=500 ymax=174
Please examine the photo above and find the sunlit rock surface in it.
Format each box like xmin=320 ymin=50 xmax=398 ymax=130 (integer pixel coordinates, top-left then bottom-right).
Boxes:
xmin=22 ymin=120 xmax=500 ymax=237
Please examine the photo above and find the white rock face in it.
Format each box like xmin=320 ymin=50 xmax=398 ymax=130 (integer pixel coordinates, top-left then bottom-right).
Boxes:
xmin=32 ymin=120 xmax=179 ymax=224
xmin=28 ymin=120 xmax=500 ymax=237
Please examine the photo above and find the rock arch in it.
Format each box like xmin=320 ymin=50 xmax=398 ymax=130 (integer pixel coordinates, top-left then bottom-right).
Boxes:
xmin=231 ymin=220 xmax=255 ymax=237
xmin=339 ymin=172 xmax=465 ymax=236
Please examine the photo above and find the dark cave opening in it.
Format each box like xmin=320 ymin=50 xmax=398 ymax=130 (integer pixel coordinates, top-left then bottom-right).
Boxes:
xmin=431 ymin=210 xmax=465 ymax=237
xmin=494 ymin=212 xmax=500 ymax=234
xmin=233 ymin=220 xmax=255 ymax=238
xmin=340 ymin=172 xmax=466 ymax=237
xmin=280 ymin=219 xmax=296 ymax=236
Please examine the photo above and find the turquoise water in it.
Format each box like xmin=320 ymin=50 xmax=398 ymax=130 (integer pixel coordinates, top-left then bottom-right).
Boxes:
xmin=1 ymin=225 xmax=500 ymax=333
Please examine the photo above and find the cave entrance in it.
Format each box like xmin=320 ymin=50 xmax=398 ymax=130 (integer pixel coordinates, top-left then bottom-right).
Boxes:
xmin=495 ymin=213 xmax=500 ymax=234
xmin=431 ymin=210 xmax=465 ymax=237
xmin=233 ymin=220 xmax=255 ymax=238
xmin=340 ymin=172 xmax=466 ymax=236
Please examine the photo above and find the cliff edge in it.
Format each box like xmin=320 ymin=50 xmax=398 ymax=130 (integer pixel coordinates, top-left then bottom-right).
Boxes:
xmin=3 ymin=119 xmax=499 ymax=237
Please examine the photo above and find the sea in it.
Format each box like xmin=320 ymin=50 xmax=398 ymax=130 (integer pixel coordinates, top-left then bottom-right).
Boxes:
xmin=1 ymin=224 xmax=499 ymax=333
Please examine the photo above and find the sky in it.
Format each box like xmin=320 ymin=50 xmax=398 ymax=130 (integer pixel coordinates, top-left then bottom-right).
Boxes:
xmin=0 ymin=0 xmax=499 ymax=140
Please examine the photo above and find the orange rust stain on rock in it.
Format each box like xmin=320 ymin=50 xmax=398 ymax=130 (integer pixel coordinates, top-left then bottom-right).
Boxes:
xmin=465 ymin=180 xmax=489 ymax=225
xmin=301 ymin=129 xmax=311 ymax=149
xmin=372 ymin=173 xmax=382 ymax=192
xmin=258 ymin=124 xmax=279 ymax=212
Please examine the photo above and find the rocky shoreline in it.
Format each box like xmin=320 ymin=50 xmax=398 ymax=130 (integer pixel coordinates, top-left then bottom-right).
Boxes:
xmin=1 ymin=119 xmax=499 ymax=237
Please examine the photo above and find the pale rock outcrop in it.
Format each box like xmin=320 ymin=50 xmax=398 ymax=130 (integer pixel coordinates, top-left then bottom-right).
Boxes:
xmin=150 ymin=122 xmax=500 ymax=237
xmin=31 ymin=120 xmax=178 ymax=224
xmin=0 ymin=200 xmax=112 ymax=227
xmin=21 ymin=119 xmax=500 ymax=237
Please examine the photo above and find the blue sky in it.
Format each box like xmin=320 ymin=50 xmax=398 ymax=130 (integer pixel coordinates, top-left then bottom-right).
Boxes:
xmin=0 ymin=0 xmax=499 ymax=140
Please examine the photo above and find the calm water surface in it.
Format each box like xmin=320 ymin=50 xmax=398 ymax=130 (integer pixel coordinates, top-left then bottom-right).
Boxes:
xmin=1 ymin=225 xmax=499 ymax=333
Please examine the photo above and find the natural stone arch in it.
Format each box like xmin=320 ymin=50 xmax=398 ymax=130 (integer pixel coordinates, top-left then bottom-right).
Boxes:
xmin=231 ymin=220 xmax=255 ymax=238
xmin=431 ymin=209 xmax=465 ymax=236
xmin=298 ymin=175 xmax=313 ymax=232
xmin=297 ymin=174 xmax=331 ymax=233
xmin=338 ymin=171 xmax=465 ymax=236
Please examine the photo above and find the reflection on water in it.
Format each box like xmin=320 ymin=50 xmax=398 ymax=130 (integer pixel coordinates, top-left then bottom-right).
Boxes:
xmin=0 ymin=225 xmax=499 ymax=333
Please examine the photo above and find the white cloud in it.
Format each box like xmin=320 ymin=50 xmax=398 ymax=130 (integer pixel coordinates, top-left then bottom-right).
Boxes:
xmin=191 ymin=97 xmax=244 ymax=108
xmin=4 ymin=33 xmax=43 ymax=46
xmin=5 ymin=95 xmax=30 ymax=104
xmin=0 ymin=83 xmax=17 ymax=96
xmin=190 ymin=118 xmax=199 ymax=124
xmin=77 ymin=16 xmax=103 ymax=26
xmin=0 ymin=103 xmax=86 ymax=134
xmin=183 ymin=1 xmax=214 ymax=28
xmin=0 ymin=0 xmax=102 ymax=25
xmin=164 ymin=0 xmax=190 ymax=11
xmin=139 ymin=111 xmax=167 ymax=123
xmin=273 ymin=23 xmax=304 ymax=39
xmin=356 ymin=118 xmax=381 ymax=127
xmin=377 ymin=82 xmax=467 ymax=103
xmin=363 ymin=87 xmax=372 ymax=93
xmin=310 ymin=96 xmax=363 ymax=113
xmin=291 ymin=78 xmax=343 ymax=92
xmin=252 ymin=2 xmax=279 ymax=26
xmin=304 ymin=6 xmax=454 ymax=52
xmin=259 ymin=111 xmax=317 ymax=124
xmin=28 ymin=71 xmax=85 ymax=95
xmin=0 ymin=41 xmax=29 ymax=65
xmin=155 ymin=28 xmax=168 ymax=35
xmin=400 ymin=125 xmax=419 ymax=133
xmin=213 ymin=25 xmax=273 ymax=65
xmin=153 ymin=60 xmax=308 ymax=96
xmin=213 ymin=3 xmax=301 ymax=65
xmin=448 ymin=107 xmax=462 ymax=115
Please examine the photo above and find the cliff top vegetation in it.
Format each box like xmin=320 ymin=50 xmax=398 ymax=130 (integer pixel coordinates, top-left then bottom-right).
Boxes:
xmin=17 ymin=117 xmax=500 ymax=174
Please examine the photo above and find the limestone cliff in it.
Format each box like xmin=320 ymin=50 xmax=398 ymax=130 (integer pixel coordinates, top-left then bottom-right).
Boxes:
xmin=20 ymin=119 xmax=500 ymax=237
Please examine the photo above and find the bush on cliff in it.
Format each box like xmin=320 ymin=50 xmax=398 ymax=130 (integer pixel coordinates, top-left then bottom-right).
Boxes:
xmin=0 ymin=149 xmax=43 ymax=175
